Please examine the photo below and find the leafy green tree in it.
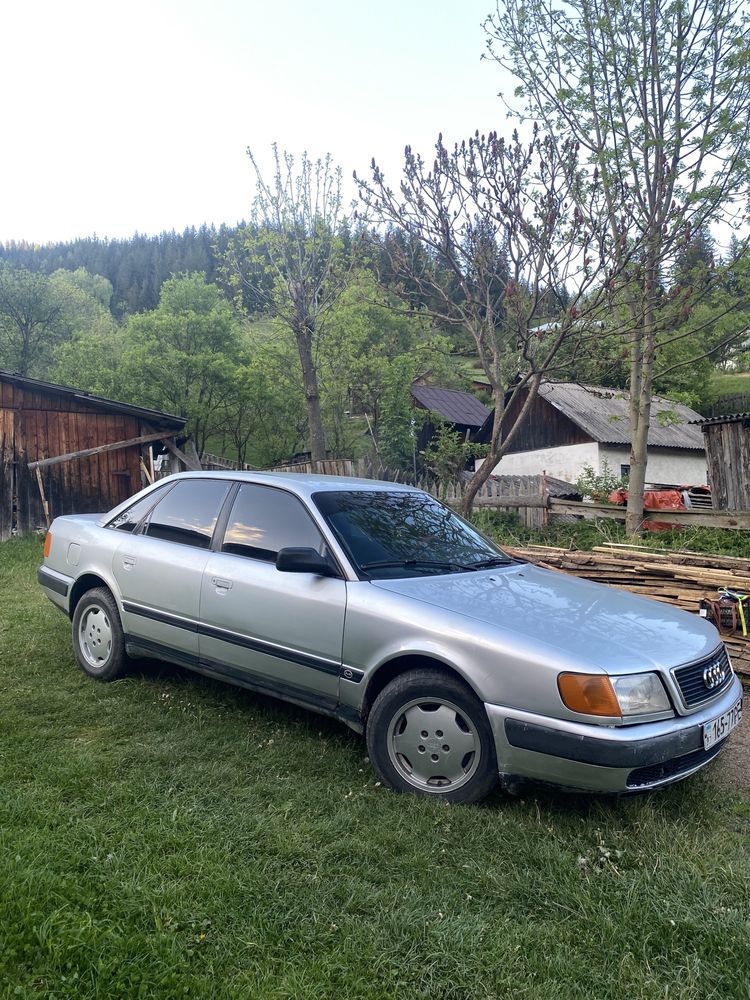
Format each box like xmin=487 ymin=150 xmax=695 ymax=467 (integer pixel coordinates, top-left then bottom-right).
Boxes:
xmin=50 ymin=328 xmax=126 ymax=400
xmin=119 ymin=274 xmax=242 ymax=454
xmin=319 ymin=272 xmax=453 ymax=460
xmin=376 ymin=357 xmax=426 ymax=472
xmin=486 ymin=0 xmax=750 ymax=532
xmin=49 ymin=269 xmax=117 ymax=339
xmin=217 ymin=331 xmax=307 ymax=468
xmin=226 ymin=146 xmax=354 ymax=466
xmin=0 ymin=264 xmax=65 ymax=376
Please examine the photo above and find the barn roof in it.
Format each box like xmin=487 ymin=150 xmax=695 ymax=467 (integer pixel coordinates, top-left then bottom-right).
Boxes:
xmin=538 ymin=382 xmax=705 ymax=450
xmin=410 ymin=384 xmax=491 ymax=428
xmin=0 ymin=370 xmax=186 ymax=429
xmin=697 ymin=412 xmax=750 ymax=427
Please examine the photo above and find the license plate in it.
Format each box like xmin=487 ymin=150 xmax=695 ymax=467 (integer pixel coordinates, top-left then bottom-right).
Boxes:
xmin=703 ymin=699 xmax=742 ymax=750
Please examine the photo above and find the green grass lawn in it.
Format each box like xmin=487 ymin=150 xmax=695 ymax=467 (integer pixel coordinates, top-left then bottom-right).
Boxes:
xmin=2 ymin=537 xmax=749 ymax=999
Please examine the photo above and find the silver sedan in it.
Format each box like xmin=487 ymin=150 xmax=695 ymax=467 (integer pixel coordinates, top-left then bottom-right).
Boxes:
xmin=38 ymin=471 xmax=743 ymax=802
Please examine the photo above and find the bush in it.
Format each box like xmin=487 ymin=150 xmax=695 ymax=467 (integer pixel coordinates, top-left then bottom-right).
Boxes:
xmin=574 ymin=459 xmax=627 ymax=502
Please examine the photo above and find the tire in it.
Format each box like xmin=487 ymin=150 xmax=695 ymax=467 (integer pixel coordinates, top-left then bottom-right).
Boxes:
xmin=71 ymin=587 xmax=129 ymax=682
xmin=366 ymin=668 xmax=498 ymax=804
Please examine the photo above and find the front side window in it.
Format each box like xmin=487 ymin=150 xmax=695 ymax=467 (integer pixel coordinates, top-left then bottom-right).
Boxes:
xmin=143 ymin=480 xmax=231 ymax=548
xmin=221 ymin=484 xmax=324 ymax=562
xmin=107 ymin=483 xmax=173 ymax=532
xmin=313 ymin=490 xmax=510 ymax=578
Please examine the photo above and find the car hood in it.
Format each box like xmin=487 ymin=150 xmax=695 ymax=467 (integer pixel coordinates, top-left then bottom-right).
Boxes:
xmin=370 ymin=562 xmax=720 ymax=673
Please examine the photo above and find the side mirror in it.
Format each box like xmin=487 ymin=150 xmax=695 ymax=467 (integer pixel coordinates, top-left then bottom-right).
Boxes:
xmin=276 ymin=547 xmax=335 ymax=576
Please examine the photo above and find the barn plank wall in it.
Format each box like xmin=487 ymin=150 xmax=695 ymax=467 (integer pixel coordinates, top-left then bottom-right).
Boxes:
xmin=0 ymin=408 xmax=13 ymax=540
xmin=704 ymin=421 xmax=750 ymax=511
xmin=0 ymin=378 xmax=174 ymax=540
xmin=493 ymin=393 xmax=592 ymax=452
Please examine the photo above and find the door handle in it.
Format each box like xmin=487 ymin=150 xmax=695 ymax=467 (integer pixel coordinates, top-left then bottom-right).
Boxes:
xmin=212 ymin=577 xmax=233 ymax=591
xmin=122 ymin=555 xmax=136 ymax=569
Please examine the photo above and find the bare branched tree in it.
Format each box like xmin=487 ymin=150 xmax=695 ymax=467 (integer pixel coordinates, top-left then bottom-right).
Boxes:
xmin=356 ymin=128 xmax=621 ymax=514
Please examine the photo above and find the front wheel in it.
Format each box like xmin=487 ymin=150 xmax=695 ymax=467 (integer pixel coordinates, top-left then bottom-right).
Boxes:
xmin=366 ymin=668 xmax=498 ymax=803
xmin=72 ymin=587 xmax=129 ymax=682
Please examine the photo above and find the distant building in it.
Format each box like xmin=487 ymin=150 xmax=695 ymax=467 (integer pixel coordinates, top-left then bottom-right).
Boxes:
xmin=410 ymin=383 xmax=491 ymax=455
xmin=475 ymin=382 xmax=707 ymax=485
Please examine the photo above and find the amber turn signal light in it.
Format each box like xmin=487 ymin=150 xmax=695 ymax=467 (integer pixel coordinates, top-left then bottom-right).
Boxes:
xmin=558 ymin=673 xmax=622 ymax=717
xmin=43 ymin=532 xmax=52 ymax=558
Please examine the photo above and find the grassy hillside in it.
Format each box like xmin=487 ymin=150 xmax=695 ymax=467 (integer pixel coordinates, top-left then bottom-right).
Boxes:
xmin=707 ymin=371 xmax=750 ymax=406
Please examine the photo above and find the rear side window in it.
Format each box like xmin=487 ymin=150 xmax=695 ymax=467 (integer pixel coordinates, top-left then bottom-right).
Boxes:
xmin=107 ymin=483 xmax=173 ymax=532
xmin=143 ymin=480 xmax=231 ymax=549
xmin=221 ymin=484 xmax=323 ymax=562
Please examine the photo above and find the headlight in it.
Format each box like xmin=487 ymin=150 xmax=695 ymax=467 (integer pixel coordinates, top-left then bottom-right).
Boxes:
xmin=611 ymin=673 xmax=670 ymax=716
xmin=558 ymin=671 xmax=670 ymax=718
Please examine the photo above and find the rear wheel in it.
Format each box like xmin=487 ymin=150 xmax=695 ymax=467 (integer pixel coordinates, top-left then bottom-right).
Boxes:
xmin=366 ymin=668 xmax=498 ymax=803
xmin=72 ymin=587 xmax=129 ymax=681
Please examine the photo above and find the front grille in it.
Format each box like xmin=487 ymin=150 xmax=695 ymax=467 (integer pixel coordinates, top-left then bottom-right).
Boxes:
xmin=672 ymin=647 xmax=733 ymax=708
xmin=627 ymin=740 xmax=726 ymax=788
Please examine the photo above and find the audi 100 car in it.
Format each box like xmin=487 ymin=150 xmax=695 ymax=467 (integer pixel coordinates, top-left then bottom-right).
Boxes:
xmin=38 ymin=472 xmax=742 ymax=802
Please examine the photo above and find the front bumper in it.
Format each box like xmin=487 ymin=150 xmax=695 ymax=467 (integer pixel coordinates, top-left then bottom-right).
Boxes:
xmin=485 ymin=674 xmax=743 ymax=793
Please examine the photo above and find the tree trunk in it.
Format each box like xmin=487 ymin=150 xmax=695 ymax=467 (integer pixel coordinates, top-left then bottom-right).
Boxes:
xmin=460 ymin=382 xmax=504 ymax=517
xmin=460 ymin=375 xmax=541 ymax=517
xmin=625 ymin=276 xmax=657 ymax=536
xmin=294 ymin=324 xmax=326 ymax=467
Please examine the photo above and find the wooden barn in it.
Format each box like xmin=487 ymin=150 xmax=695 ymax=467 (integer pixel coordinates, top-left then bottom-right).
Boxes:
xmin=700 ymin=413 xmax=750 ymax=510
xmin=0 ymin=371 xmax=189 ymax=541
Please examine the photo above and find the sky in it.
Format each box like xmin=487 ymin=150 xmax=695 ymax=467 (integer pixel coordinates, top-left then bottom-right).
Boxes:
xmin=0 ymin=0 xmax=516 ymax=246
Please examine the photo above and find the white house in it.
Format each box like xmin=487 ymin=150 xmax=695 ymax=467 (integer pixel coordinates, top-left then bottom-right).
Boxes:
xmin=477 ymin=382 xmax=707 ymax=486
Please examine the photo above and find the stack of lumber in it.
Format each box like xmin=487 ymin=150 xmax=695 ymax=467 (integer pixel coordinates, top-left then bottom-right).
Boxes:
xmin=503 ymin=541 xmax=750 ymax=682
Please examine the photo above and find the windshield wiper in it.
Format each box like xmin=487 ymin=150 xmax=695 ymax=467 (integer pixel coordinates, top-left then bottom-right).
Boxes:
xmin=469 ymin=555 xmax=512 ymax=569
xmin=360 ymin=559 xmax=477 ymax=573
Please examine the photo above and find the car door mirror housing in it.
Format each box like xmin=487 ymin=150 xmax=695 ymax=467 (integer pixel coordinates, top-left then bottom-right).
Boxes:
xmin=276 ymin=547 xmax=334 ymax=576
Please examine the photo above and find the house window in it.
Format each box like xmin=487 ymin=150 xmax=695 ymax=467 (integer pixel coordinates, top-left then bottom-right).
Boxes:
xmin=620 ymin=464 xmax=630 ymax=479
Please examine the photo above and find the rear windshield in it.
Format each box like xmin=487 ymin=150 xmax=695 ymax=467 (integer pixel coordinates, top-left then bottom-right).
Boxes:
xmin=313 ymin=490 xmax=510 ymax=579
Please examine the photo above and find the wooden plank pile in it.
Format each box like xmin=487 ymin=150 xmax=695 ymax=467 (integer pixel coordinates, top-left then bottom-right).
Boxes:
xmin=503 ymin=541 xmax=750 ymax=682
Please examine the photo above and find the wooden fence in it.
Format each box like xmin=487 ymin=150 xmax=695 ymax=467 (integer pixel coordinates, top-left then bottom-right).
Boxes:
xmin=709 ymin=392 xmax=750 ymax=416
xmin=200 ymin=452 xmax=257 ymax=472
xmin=200 ymin=451 xmax=750 ymax=531
xmin=547 ymin=498 xmax=750 ymax=530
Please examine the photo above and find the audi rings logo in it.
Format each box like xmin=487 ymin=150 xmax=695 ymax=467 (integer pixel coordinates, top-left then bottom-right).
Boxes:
xmin=703 ymin=661 xmax=727 ymax=689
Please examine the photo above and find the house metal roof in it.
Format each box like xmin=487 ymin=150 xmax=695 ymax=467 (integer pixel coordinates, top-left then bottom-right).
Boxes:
xmin=0 ymin=370 xmax=186 ymax=429
xmin=411 ymin=384 xmax=491 ymax=428
xmin=538 ymin=382 xmax=705 ymax=450
xmin=697 ymin=412 xmax=750 ymax=427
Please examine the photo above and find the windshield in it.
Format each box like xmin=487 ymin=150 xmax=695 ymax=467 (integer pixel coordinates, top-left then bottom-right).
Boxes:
xmin=312 ymin=490 xmax=511 ymax=578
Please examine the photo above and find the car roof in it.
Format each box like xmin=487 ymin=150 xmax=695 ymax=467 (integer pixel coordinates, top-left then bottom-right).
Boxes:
xmin=158 ymin=470 xmax=422 ymax=500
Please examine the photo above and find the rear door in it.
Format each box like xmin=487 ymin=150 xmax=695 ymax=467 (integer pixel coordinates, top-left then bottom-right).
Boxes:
xmin=198 ymin=483 xmax=346 ymax=707
xmin=113 ymin=478 xmax=232 ymax=665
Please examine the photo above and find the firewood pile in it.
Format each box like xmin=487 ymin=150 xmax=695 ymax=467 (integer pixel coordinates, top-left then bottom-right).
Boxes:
xmin=503 ymin=542 xmax=750 ymax=681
